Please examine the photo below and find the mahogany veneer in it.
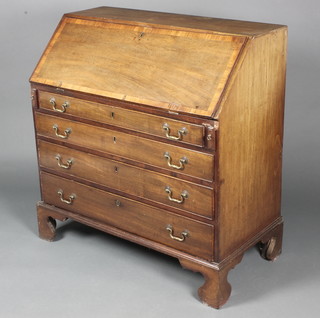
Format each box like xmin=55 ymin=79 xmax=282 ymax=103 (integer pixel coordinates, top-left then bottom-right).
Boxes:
xmin=30 ymin=6 xmax=287 ymax=309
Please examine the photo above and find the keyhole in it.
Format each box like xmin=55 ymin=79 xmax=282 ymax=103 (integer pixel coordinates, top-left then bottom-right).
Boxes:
xmin=114 ymin=166 xmax=118 ymax=173
xmin=113 ymin=136 xmax=116 ymax=143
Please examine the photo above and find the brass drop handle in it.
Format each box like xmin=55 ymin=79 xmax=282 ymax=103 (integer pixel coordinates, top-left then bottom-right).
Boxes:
xmin=162 ymin=123 xmax=187 ymax=141
xmin=164 ymin=152 xmax=187 ymax=170
xmin=166 ymin=225 xmax=189 ymax=242
xmin=55 ymin=154 xmax=73 ymax=169
xmin=50 ymin=97 xmax=69 ymax=113
xmin=165 ymin=186 xmax=188 ymax=204
xmin=53 ymin=124 xmax=71 ymax=139
xmin=57 ymin=190 xmax=75 ymax=205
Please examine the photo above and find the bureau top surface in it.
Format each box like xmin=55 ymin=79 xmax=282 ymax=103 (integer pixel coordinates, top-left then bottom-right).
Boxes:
xmin=66 ymin=7 xmax=284 ymax=37
xmin=30 ymin=6 xmax=285 ymax=117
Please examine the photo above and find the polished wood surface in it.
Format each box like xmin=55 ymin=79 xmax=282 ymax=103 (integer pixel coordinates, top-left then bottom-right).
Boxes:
xmin=67 ymin=6 xmax=285 ymax=37
xmin=35 ymin=112 xmax=214 ymax=180
xmin=30 ymin=7 xmax=287 ymax=309
xmin=38 ymin=140 xmax=214 ymax=218
xmin=30 ymin=17 xmax=246 ymax=117
xmin=32 ymin=82 xmax=219 ymax=128
xmin=216 ymin=27 xmax=287 ymax=261
xmin=259 ymin=222 xmax=283 ymax=261
xmin=180 ymin=254 xmax=243 ymax=308
xmin=40 ymin=172 xmax=214 ymax=260
xmin=38 ymin=90 xmax=206 ymax=147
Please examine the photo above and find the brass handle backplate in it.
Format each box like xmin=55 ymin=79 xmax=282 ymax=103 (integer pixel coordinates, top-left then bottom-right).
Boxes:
xmin=165 ymin=186 xmax=188 ymax=204
xmin=57 ymin=190 xmax=75 ymax=205
xmin=162 ymin=123 xmax=187 ymax=141
xmin=166 ymin=225 xmax=189 ymax=242
xmin=55 ymin=154 xmax=73 ymax=169
xmin=50 ymin=97 xmax=69 ymax=113
xmin=53 ymin=124 xmax=71 ymax=139
xmin=164 ymin=152 xmax=188 ymax=170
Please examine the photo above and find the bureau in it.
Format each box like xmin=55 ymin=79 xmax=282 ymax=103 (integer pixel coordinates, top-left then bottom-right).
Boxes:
xmin=30 ymin=7 xmax=287 ymax=309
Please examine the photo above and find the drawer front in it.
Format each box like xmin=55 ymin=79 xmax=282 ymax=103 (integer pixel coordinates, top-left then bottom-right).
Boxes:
xmin=40 ymin=172 xmax=214 ymax=261
xmin=38 ymin=91 xmax=205 ymax=147
xmin=38 ymin=140 xmax=213 ymax=218
xmin=35 ymin=112 xmax=213 ymax=181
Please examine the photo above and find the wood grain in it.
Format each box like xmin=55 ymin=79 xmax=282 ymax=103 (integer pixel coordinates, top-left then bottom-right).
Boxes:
xmin=38 ymin=140 xmax=214 ymax=218
xmin=38 ymin=90 xmax=206 ymax=147
xmin=216 ymin=27 xmax=287 ymax=261
xmin=30 ymin=17 xmax=246 ymax=116
xmin=30 ymin=7 xmax=287 ymax=309
xmin=67 ymin=7 xmax=285 ymax=37
xmin=35 ymin=112 xmax=214 ymax=181
xmin=40 ymin=172 xmax=214 ymax=260
xmin=32 ymin=82 xmax=219 ymax=128
xmin=179 ymin=254 xmax=243 ymax=308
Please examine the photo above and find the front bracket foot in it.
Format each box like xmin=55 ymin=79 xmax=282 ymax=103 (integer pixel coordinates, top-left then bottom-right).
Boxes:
xmin=37 ymin=203 xmax=68 ymax=241
xmin=179 ymin=255 xmax=243 ymax=309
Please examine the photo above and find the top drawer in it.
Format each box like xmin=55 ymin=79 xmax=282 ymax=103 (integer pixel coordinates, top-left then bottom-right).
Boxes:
xmin=38 ymin=91 xmax=205 ymax=147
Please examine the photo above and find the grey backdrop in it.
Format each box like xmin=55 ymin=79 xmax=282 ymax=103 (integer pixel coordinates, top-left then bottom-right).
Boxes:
xmin=0 ymin=0 xmax=319 ymax=317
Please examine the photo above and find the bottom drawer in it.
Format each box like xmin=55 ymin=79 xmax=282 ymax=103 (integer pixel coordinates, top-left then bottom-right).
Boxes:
xmin=40 ymin=172 xmax=214 ymax=261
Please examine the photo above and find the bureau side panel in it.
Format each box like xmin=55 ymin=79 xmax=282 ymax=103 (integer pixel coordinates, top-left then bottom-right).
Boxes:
xmin=216 ymin=28 xmax=287 ymax=261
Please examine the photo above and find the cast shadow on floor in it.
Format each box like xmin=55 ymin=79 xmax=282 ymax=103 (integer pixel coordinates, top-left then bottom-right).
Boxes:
xmin=1 ymin=161 xmax=314 ymax=309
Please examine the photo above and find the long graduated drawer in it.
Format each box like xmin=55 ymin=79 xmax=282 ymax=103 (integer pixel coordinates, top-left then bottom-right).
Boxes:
xmin=38 ymin=140 xmax=213 ymax=218
xmin=40 ymin=172 xmax=214 ymax=261
xmin=35 ymin=112 xmax=213 ymax=181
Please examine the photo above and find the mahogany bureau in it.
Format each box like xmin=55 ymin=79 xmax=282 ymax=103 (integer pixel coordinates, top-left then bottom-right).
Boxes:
xmin=30 ymin=7 xmax=287 ymax=309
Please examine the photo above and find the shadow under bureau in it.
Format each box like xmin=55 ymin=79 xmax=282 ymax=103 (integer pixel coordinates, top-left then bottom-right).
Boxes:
xmin=30 ymin=6 xmax=287 ymax=309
